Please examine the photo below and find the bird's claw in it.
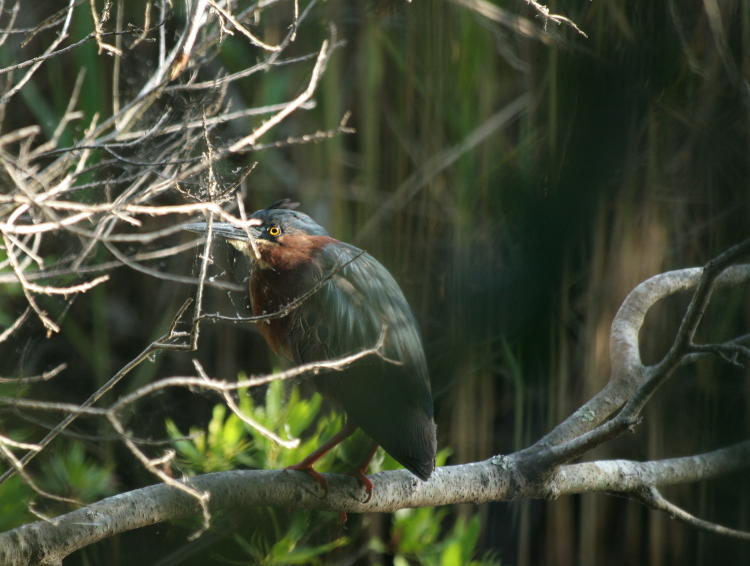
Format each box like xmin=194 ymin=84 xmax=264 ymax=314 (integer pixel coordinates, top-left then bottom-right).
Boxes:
xmin=285 ymin=464 xmax=329 ymax=496
xmin=352 ymin=470 xmax=373 ymax=503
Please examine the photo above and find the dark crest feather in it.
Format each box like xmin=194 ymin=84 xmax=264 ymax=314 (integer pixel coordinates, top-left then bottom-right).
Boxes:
xmin=268 ymin=198 xmax=300 ymax=210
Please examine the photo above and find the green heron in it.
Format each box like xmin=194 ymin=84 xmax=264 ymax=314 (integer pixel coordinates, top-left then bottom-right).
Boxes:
xmin=186 ymin=200 xmax=436 ymax=494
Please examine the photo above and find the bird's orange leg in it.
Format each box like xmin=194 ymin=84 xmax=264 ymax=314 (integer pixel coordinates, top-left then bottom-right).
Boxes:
xmin=286 ymin=421 xmax=357 ymax=492
xmin=351 ymin=442 xmax=378 ymax=502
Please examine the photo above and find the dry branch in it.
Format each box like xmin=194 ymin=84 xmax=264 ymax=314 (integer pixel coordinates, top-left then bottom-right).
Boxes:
xmin=1 ymin=439 xmax=748 ymax=566
xmin=0 ymin=0 xmax=341 ymax=490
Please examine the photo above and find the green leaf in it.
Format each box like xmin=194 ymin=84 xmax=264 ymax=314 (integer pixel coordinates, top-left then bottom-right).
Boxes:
xmin=441 ymin=540 xmax=463 ymax=566
xmin=268 ymin=537 xmax=348 ymax=565
xmin=0 ymin=475 xmax=33 ymax=530
xmin=39 ymin=443 xmax=114 ymax=502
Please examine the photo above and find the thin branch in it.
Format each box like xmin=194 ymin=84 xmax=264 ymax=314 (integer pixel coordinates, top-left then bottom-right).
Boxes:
xmin=523 ymin=0 xmax=587 ymax=37
xmin=198 ymin=248 xmax=366 ymax=325
xmin=1 ymin=234 xmax=60 ymax=334
xmin=169 ymin=0 xmax=209 ymax=80
xmin=656 ymin=239 xmax=750 ymax=375
xmin=688 ymin=340 xmax=750 ymax=366
xmin=112 ymin=100 xmax=317 ymax=142
xmin=0 ymin=363 xmax=66 ymax=384
xmin=0 ymin=434 xmax=41 ymax=452
xmin=106 ymin=410 xmax=212 ymax=540
xmin=0 ymin=307 xmax=30 ymax=344
xmin=193 ymin=359 xmax=300 ymax=449
xmin=111 ymin=330 xmax=387 ymax=410
xmin=89 ymin=0 xmax=121 ymax=55
xmin=0 ymin=5 xmax=80 ymax=77
xmin=448 ymin=0 xmax=554 ymax=43
xmin=0 ymin=443 xmax=82 ymax=507
xmin=228 ymin=35 xmax=333 ymax=153
xmin=0 ymin=0 xmax=20 ymax=47
xmin=0 ymin=300 xmax=194 ymax=485
xmin=206 ymin=0 xmax=281 ymax=52
xmin=0 ymin=332 xmax=386 ymax=420
xmin=634 ymin=486 xmax=750 ymax=542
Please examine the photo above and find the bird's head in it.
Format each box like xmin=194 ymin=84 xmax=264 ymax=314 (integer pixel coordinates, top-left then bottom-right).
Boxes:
xmin=184 ymin=200 xmax=333 ymax=270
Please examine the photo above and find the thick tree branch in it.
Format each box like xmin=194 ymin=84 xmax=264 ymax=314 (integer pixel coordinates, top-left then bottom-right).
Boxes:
xmin=2 ymin=440 xmax=748 ymax=566
xmin=521 ymin=241 xmax=750 ymax=466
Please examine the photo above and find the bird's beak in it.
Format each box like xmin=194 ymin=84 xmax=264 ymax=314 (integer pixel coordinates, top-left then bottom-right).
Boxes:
xmin=183 ymin=220 xmax=262 ymax=243
xmin=183 ymin=220 xmax=265 ymax=259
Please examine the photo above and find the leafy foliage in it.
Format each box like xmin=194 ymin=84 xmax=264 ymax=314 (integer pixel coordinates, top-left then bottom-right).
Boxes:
xmin=0 ymin=441 xmax=116 ymax=531
xmin=372 ymin=507 xmax=501 ymax=566
xmin=166 ymin=379 xmax=341 ymax=473
xmin=165 ymin=380 xmax=499 ymax=565
xmin=0 ymin=475 xmax=33 ymax=531
xmin=40 ymin=442 xmax=116 ymax=503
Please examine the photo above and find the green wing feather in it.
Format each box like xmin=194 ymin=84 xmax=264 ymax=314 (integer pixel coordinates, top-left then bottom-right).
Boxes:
xmin=289 ymin=242 xmax=436 ymax=479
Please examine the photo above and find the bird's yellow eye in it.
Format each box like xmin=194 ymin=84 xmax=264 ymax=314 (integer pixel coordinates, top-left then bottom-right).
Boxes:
xmin=267 ymin=225 xmax=281 ymax=237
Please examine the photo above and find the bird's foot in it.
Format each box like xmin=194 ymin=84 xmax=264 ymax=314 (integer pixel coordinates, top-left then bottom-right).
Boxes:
xmin=350 ymin=443 xmax=377 ymax=503
xmin=350 ymin=469 xmax=373 ymax=503
xmin=285 ymin=463 xmax=328 ymax=495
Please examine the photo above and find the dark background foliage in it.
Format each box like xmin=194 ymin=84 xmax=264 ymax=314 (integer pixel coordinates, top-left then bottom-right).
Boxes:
xmin=1 ymin=1 xmax=749 ymax=564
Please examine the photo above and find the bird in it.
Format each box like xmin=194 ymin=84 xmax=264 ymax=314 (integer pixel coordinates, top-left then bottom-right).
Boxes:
xmin=185 ymin=200 xmax=436 ymax=495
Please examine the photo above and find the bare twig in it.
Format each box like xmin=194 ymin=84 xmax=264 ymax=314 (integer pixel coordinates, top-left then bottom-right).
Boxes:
xmin=89 ymin=0 xmax=121 ymax=55
xmin=228 ymin=34 xmax=333 ymax=153
xmin=0 ymin=300 xmax=194 ymax=485
xmin=523 ymin=0 xmax=587 ymax=37
xmin=0 ymin=0 xmax=76 ymax=103
xmin=107 ymin=410 xmax=212 ymax=540
xmin=0 ymin=434 xmax=41 ymax=452
xmin=206 ymin=0 xmax=281 ymax=52
xmin=0 ymin=443 xmax=82 ymax=506
xmin=448 ymin=0 xmax=554 ymax=43
xmin=0 ymin=307 xmax=30 ymax=344
xmin=197 ymin=248 xmax=366 ymax=325
xmin=0 ymin=363 xmax=66 ymax=384
xmin=634 ymin=486 xmax=750 ymax=541
xmin=169 ymin=0 xmax=209 ymax=80
xmin=1 ymin=234 xmax=61 ymax=334
xmin=194 ymin=358 xmax=299 ymax=449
